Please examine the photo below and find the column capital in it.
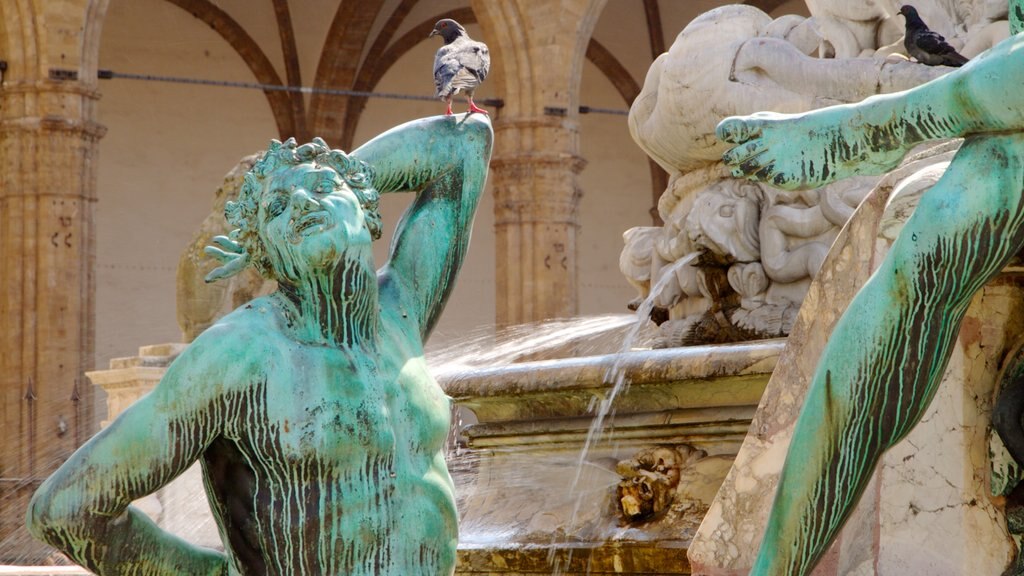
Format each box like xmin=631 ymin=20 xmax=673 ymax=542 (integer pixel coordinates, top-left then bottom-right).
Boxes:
xmin=1 ymin=79 xmax=103 ymax=98
xmin=0 ymin=79 xmax=107 ymax=141
xmin=490 ymin=151 xmax=586 ymax=227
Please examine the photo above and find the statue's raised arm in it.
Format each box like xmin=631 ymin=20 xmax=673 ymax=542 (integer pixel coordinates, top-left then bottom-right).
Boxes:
xmin=719 ymin=25 xmax=1024 ymax=192
xmin=353 ymin=114 xmax=493 ymax=339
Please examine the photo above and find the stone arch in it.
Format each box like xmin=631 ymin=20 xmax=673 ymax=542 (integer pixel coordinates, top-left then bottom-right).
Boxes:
xmin=82 ymin=0 xmax=112 ymax=83
xmin=338 ymin=2 xmax=640 ymax=158
xmin=586 ymin=39 xmax=641 ymax=104
xmin=337 ymin=6 xmax=476 ymax=151
xmin=308 ymin=0 xmax=386 ymax=142
xmin=270 ymin=0 xmax=308 ymax=141
xmin=0 ymin=0 xmax=44 ymax=80
xmin=0 ymin=0 xmax=108 ymax=85
xmin=471 ymin=0 xmax=608 ymax=118
xmin=164 ymin=0 xmax=297 ymax=140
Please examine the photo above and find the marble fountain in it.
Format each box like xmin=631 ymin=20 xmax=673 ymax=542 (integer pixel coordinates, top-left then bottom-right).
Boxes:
xmin=13 ymin=1 xmax=1024 ymax=574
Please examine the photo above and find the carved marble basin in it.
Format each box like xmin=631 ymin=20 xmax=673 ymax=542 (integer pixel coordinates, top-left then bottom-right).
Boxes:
xmin=440 ymin=341 xmax=782 ymax=575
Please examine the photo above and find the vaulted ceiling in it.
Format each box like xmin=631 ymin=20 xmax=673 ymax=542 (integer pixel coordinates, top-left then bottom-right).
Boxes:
xmin=160 ymin=0 xmax=792 ymax=153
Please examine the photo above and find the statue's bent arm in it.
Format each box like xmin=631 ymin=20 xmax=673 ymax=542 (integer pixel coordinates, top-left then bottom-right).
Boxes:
xmin=25 ymin=327 xmax=239 ymax=575
xmin=352 ymin=114 xmax=493 ymax=339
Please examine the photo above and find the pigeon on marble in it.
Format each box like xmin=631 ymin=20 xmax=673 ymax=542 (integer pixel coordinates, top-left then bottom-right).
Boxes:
xmin=899 ymin=5 xmax=968 ymax=67
xmin=430 ymin=18 xmax=490 ymax=115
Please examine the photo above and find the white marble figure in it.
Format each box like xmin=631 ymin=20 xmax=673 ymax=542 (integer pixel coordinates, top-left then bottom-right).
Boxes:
xmin=622 ymin=2 xmax=985 ymax=345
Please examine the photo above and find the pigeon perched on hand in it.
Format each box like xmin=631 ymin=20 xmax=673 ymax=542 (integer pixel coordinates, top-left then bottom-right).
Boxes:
xmin=430 ymin=18 xmax=490 ymax=115
xmin=899 ymin=5 xmax=968 ymax=67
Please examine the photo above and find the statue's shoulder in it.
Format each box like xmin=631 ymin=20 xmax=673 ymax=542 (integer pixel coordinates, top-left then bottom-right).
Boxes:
xmin=216 ymin=295 xmax=283 ymax=331
xmin=177 ymin=296 xmax=288 ymax=368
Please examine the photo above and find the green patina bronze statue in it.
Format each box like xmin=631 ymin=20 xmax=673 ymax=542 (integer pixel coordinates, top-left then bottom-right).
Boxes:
xmin=26 ymin=114 xmax=492 ymax=575
xmin=719 ymin=3 xmax=1024 ymax=575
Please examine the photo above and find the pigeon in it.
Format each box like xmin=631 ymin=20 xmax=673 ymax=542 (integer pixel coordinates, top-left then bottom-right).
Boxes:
xmin=898 ymin=5 xmax=969 ymax=67
xmin=430 ymin=19 xmax=490 ymax=115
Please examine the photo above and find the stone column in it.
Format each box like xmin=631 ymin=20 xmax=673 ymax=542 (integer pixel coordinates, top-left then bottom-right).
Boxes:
xmin=0 ymin=1 xmax=108 ymax=557
xmin=472 ymin=0 xmax=606 ymax=325
xmin=491 ymin=118 xmax=586 ymax=323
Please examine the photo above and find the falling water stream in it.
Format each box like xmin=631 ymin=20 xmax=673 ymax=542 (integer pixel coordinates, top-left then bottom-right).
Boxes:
xmin=550 ymin=252 xmax=699 ymax=575
xmin=427 ymin=313 xmax=643 ymax=376
xmin=574 ymin=254 xmax=699 ymax=486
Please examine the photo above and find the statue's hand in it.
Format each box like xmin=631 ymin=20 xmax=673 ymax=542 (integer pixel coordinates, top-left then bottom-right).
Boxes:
xmin=718 ymin=111 xmax=827 ymax=190
xmin=718 ymin=107 xmax=909 ymax=191
xmin=204 ymin=235 xmax=249 ymax=282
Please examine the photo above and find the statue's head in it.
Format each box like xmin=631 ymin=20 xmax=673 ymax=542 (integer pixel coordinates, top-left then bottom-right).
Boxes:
xmin=225 ymin=138 xmax=382 ymax=282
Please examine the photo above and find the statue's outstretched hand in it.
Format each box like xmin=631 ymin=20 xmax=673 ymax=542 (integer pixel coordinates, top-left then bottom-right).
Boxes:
xmin=718 ymin=113 xmax=782 ymax=183
xmin=204 ymin=235 xmax=249 ymax=283
xmin=718 ymin=107 xmax=911 ymax=191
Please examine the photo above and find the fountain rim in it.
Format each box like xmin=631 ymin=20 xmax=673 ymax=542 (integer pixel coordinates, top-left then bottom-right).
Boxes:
xmin=439 ymin=339 xmax=784 ymax=399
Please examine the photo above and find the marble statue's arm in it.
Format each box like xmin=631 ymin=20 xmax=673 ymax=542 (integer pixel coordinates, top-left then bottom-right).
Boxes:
xmin=26 ymin=332 xmax=233 ymax=575
xmin=351 ymin=114 xmax=493 ymax=339
xmin=732 ymin=37 xmax=948 ymax=104
xmin=718 ymin=30 xmax=1024 ymax=190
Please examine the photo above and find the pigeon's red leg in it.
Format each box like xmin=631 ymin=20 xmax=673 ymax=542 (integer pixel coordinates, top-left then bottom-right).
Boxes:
xmin=467 ymin=96 xmax=489 ymax=115
xmin=445 ymin=100 xmax=454 ymax=116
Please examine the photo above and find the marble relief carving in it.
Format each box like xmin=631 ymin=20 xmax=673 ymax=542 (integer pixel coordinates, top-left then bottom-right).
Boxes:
xmin=622 ymin=2 xmax=1001 ymax=346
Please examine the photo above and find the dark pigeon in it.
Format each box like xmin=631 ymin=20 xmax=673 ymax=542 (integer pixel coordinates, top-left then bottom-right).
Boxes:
xmin=430 ymin=19 xmax=490 ymax=115
xmin=899 ymin=5 xmax=969 ymax=67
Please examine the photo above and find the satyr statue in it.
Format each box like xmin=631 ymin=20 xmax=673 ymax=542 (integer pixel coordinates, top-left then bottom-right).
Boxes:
xmin=26 ymin=114 xmax=492 ymax=575
xmin=718 ymin=2 xmax=1024 ymax=573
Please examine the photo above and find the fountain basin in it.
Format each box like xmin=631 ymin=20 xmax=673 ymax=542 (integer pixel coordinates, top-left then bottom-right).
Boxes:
xmin=442 ymin=340 xmax=783 ymax=575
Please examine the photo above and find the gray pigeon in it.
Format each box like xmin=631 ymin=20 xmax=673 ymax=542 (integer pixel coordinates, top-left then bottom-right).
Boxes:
xmin=430 ymin=19 xmax=490 ymax=115
xmin=899 ymin=5 xmax=968 ymax=67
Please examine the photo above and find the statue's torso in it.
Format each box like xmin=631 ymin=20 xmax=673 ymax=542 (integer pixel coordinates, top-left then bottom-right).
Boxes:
xmin=200 ymin=304 xmax=455 ymax=575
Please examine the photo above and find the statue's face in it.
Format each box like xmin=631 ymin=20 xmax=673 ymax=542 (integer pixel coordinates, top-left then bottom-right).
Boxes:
xmin=256 ymin=163 xmax=371 ymax=281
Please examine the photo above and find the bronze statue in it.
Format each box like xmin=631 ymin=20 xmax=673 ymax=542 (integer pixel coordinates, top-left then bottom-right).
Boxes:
xmin=27 ymin=115 xmax=492 ymax=575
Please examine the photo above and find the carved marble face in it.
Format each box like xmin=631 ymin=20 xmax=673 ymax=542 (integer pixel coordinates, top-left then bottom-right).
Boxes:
xmin=686 ymin=181 xmax=761 ymax=263
xmin=256 ymin=163 xmax=372 ymax=282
